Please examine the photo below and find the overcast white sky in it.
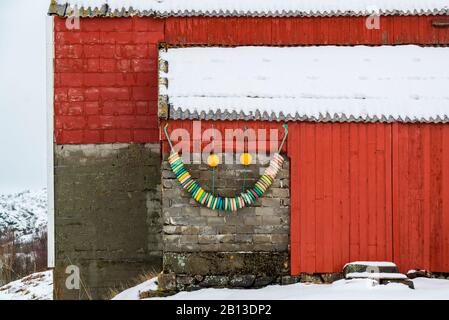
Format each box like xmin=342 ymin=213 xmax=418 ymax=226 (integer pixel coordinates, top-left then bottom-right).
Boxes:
xmin=0 ymin=0 xmax=49 ymax=193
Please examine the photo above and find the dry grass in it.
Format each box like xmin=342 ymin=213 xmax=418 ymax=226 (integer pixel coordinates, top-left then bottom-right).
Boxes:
xmin=0 ymin=229 xmax=47 ymax=286
xmin=105 ymin=269 xmax=160 ymax=300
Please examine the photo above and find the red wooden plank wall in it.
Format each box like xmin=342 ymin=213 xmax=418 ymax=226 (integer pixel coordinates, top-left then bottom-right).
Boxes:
xmin=165 ymin=16 xmax=449 ymax=46
xmin=289 ymin=123 xmax=393 ymax=274
xmin=393 ymin=124 xmax=449 ymax=273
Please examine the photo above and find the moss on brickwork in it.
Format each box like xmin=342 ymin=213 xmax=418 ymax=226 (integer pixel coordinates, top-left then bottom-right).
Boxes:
xmin=163 ymin=252 xmax=290 ymax=276
xmin=54 ymin=143 xmax=163 ymax=300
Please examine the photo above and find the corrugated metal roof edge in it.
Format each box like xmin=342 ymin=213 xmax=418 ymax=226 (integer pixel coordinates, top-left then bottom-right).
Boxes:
xmin=169 ymin=106 xmax=449 ymax=123
xmin=48 ymin=4 xmax=449 ymax=18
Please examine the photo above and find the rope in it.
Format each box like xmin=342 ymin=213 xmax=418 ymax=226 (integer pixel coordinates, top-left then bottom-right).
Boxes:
xmin=278 ymin=123 xmax=289 ymax=153
xmin=242 ymin=125 xmax=248 ymax=192
xmin=211 ymin=125 xmax=216 ymax=194
xmin=163 ymin=123 xmax=175 ymax=152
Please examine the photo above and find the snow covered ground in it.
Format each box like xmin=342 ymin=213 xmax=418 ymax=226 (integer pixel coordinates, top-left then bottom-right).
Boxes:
xmin=2 ymin=272 xmax=448 ymax=300
xmin=113 ymin=277 xmax=449 ymax=300
xmin=0 ymin=189 xmax=47 ymax=243
xmin=0 ymin=271 xmax=52 ymax=300
xmin=112 ymin=278 xmax=159 ymax=300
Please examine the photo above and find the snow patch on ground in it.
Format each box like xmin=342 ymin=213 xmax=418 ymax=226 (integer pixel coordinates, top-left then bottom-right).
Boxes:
xmin=115 ymin=277 xmax=449 ymax=300
xmin=112 ymin=278 xmax=158 ymax=300
xmin=0 ymin=271 xmax=52 ymax=300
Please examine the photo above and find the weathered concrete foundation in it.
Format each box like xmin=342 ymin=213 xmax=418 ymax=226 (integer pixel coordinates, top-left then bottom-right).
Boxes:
xmin=160 ymin=154 xmax=291 ymax=290
xmin=54 ymin=143 xmax=163 ymax=299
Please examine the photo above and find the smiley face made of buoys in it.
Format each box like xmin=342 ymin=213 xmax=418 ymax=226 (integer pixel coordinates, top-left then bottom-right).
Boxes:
xmin=207 ymin=153 xmax=220 ymax=167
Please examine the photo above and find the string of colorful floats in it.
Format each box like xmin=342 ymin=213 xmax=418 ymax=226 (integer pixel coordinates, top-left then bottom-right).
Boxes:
xmin=164 ymin=123 xmax=289 ymax=212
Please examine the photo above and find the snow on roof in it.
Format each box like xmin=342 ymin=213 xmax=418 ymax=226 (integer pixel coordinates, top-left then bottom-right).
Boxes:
xmin=159 ymin=45 xmax=449 ymax=123
xmin=49 ymin=0 xmax=449 ymax=18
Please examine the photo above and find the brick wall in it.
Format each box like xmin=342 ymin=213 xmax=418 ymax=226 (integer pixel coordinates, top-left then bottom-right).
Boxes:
xmin=160 ymin=154 xmax=291 ymax=290
xmin=54 ymin=17 xmax=164 ymax=144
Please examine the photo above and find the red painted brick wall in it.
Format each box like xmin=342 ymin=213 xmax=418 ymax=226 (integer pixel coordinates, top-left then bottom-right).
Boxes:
xmin=54 ymin=17 xmax=164 ymax=144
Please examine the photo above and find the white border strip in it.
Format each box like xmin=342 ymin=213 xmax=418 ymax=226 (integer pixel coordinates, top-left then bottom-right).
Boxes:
xmin=46 ymin=16 xmax=55 ymax=269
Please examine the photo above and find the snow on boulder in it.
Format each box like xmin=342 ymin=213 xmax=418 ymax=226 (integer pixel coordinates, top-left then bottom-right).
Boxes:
xmin=346 ymin=272 xmax=407 ymax=280
xmin=343 ymin=261 xmax=400 ymax=276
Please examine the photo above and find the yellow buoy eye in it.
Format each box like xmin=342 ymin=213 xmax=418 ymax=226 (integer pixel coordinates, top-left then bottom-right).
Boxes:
xmin=240 ymin=153 xmax=253 ymax=166
xmin=207 ymin=154 xmax=220 ymax=167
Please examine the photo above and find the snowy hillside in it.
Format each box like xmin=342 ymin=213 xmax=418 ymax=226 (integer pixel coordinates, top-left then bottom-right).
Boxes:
xmin=0 ymin=189 xmax=47 ymax=242
xmin=0 ymin=271 xmax=52 ymax=300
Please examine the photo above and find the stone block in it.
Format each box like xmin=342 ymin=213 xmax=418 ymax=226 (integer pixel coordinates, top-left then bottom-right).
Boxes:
xmin=321 ymin=273 xmax=344 ymax=283
xmin=229 ymin=275 xmax=256 ymax=288
xmin=200 ymin=276 xmax=229 ymax=288
xmin=262 ymin=216 xmax=282 ymax=225
xmin=301 ymin=273 xmax=323 ymax=284
xmin=254 ymin=276 xmax=275 ymax=288
xmin=198 ymin=235 xmax=219 ymax=244
xmin=158 ymin=273 xmax=177 ymax=291
xmin=281 ymin=276 xmax=301 ymax=285
xmin=253 ymin=234 xmax=272 ymax=244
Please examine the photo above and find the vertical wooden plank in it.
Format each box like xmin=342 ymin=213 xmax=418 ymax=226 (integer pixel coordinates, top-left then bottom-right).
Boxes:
xmin=341 ymin=123 xmax=351 ymax=267
xmin=416 ymin=125 xmax=425 ymax=269
xmin=305 ymin=123 xmax=316 ymax=272
xmin=408 ymin=125 xmax=421 ymax=270
xmin=332 ymin=125 xmax=342 ymax=270
xmin=271 ymin=18 xmax=279 ymax=45
xmin=442 ymin=126 xmax=449 ymax=270
xmin=349 ymin=124 xmax=360 ymax=261
xmin=289 ymin=124 xmax=301 ymax=275
xmin=392 ymin=123 xmax=400 ymax=267
xmin=375 ymin=124 xmax=386 ymax=260
xmin=429 ymin=126 xmax=440 ymax=270
xmin=400 ymin=125 xmax=410 ymax=271
xmin=323 ymin=124 xmax=334 ymax=271
xmin=315 ymin=123 xmax=325 ymax=271
xmin=384 ymin=124 xmax=393 ymax=261
xmin=358 ymin=125 xmax=369 ymax=260
xmin=299 ymin=124 xmax=309 ymax=273
xmin=367 ymin=125 xmax=377 ymax=260
xmin=423 ymin=124 xmax=431 ymax=270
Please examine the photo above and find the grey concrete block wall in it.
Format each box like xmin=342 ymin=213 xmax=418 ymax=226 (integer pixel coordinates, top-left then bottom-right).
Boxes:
xmin=54 ymin=143 xmax=163 ymax=299
xmin=161 ymin=153 xmax=291 ymax=288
